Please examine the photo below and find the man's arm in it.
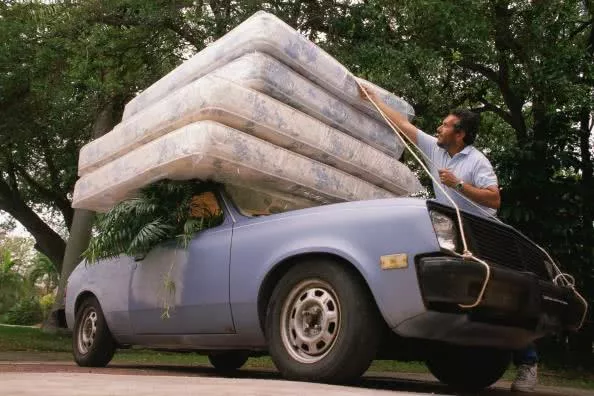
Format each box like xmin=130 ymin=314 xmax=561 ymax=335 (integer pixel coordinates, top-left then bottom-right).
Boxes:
xmin=460 ymin=184 xmax=501 ymax=210
xmin=359 ymin=84 xmax=419 ymax=145
xmin=438 ymin=169 xmax=501 ymax=209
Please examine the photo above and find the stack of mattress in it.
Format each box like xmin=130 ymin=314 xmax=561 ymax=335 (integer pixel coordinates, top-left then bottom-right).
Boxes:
xmin=72 ymin=11 xmax=422 ymax=213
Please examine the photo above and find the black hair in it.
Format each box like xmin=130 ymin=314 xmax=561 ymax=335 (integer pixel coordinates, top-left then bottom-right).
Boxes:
xmin=450 ymin=109 xmax=480 ymax=145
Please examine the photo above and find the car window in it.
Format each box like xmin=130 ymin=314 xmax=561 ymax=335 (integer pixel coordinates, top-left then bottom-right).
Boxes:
xmin=189 ymin=191 xmax=224 ymax=227
xmin=224 ymin=185 xmax=318 ymax=217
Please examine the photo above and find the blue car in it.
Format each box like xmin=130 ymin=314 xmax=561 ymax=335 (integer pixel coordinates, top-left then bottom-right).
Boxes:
xmin=65 ymin=184 xmax=584 ymax=391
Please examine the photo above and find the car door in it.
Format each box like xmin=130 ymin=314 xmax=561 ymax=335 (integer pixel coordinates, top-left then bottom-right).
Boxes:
xmin=128 ymin=191 xmax=235 ymax=335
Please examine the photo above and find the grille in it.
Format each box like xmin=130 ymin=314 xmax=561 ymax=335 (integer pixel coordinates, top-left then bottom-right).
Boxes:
xmin=428 ymin=202 xmax=552 ymax=280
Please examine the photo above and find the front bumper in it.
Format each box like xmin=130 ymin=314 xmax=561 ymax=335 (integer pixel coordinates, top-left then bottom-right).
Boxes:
xmin=416 ymin=256 xmax=584 ymax=333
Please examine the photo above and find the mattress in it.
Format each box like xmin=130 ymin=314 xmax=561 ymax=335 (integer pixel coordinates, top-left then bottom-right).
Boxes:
xmin=121 ymin=11 xmax=414 ymax=124
xmin=78 ymin=76 xmax=422 ymax=196
xmin=211 ymin=52 xmax=404 ymax=158
xmin=72 ymin=121 xmax=395 ymax=213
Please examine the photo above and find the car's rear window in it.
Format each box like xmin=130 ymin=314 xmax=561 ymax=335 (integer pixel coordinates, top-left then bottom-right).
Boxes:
xmin=224 ymin=185 xmax=318 ymax=216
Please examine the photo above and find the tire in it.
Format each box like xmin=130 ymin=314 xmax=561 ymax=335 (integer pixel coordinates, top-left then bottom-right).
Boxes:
xmin=426 ymin=345 xmax=511 ymax=391
xmin=265 ymin=260 xmax=381 ymax=384
xmin=72 ymin=296 xmax=116 ymax=367
xmin=208 ymin=351 xmax=249 ymax=372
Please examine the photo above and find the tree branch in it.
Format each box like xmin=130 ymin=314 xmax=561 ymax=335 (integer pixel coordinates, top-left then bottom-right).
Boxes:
xmin=569 ymin=19 xmax=593 ymax=39
xmin=6 ymin=161 xmax=20 ymax=195
xmin=89 ymin=11 xmax=202 ymax=50
xmin=477 ymin=97 xmax=514 ymax=126
xmin=161 ymin=17 xmax=203 ymax=49
xmin=457 ymin=60 xmax=499 ymax=83
xmin=40 ymin=137 xmax=62 ymax=192
xmin=0 ymin=177 xmax=66 ymax=269
xmin=13 ymin=164 xmax=73 ymax=229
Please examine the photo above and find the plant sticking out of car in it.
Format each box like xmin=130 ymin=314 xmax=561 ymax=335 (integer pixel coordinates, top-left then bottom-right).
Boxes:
xmin=82 ymin=179 xmax=224 ymax=318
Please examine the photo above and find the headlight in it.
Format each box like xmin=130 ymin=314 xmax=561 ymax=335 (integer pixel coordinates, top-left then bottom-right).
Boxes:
xmin=429 ymin=211 xmax=459 ymax=251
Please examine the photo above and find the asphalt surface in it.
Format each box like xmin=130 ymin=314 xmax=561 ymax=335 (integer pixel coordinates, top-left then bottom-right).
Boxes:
xmin=1 ymin=362 xmax=593 ymax=396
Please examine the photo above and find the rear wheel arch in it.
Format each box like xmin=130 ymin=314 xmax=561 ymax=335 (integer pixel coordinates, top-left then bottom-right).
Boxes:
xmin=74 ymin=291 xmax=97 ymax=316
xmin=257 ymin=252 xmax=383 ymax=336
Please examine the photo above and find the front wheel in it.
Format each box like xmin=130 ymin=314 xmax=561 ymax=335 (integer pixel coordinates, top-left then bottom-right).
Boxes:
xmin=72 ymin=296 xmax=116 ymax=367
xmin=426 ymin=345 xmax=511 ymax=391
xmin=266 ymin=260 xmax=381 ymax=384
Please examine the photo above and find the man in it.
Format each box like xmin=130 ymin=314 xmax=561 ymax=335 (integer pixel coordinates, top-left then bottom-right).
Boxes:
xmin=360 ymin=85 xmax=538 ymax=392
xmin=359 ymin=86 xmax=500 ymax=216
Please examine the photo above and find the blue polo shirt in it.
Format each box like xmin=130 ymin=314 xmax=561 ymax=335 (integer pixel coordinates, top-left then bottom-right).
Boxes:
xmin=416 ymin=130 xmax=498 ymax=217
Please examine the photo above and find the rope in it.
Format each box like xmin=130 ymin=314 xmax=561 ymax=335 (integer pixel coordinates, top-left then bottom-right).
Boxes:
xmin=356 ymin=80 xmax=490 ymax=309
xmin=356 ymin=80 xmax=588 ymax=323
xmin=537 ymin=245 xmax=588 ymax=329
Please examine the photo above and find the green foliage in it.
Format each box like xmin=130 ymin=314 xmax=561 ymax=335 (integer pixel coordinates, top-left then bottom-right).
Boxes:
xmin=4 ymin=297 xmax=43 ymax=326
xmin=0 ymin=249 xmax=27 ymax=314
xmin=83 ymin=180 xmax=223 ymax=263
xmin=0 ymin=324 xmax=71 ymax=352
xmin=0 ymin=0 xmax=592 ymax=364
xmin=0 ymin=236 xmax=42 ymax=315
xmin=324 ymin=0 xmax=594 ymax=366
xmin=328 ymin=0 xmax=594 ymax=281
xmin=27 ymin=253 xmax=59 ymax=294
xmin=0 ymin=0 xmax=189 ymax=268
xmin=0 ymin=236 xmax=35 ymax=271
xmin=39 ymin=293 xmax=56 ymax=320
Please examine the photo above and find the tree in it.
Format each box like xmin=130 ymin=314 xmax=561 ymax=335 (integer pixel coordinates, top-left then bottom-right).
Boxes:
xmin=328 ymin=0 xmax=593 ymax=288
xmin=28 ymin=253 xmax=59 ymax=295
xmin=3 ymin=2 xmax=590 ymax=363
xmin=1 ymin=0 xmax=345 ymax=306
xmin=324 ymin=0 xmax=594 ymax=365
xmin=0 ymin=249 xmax=26 ymax=314
xmin=0 ymin=1 xmax=185 ymax=273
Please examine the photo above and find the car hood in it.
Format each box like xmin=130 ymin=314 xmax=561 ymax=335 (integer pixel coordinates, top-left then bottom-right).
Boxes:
xmin=232 ymin=197 xmax=430 ymax=225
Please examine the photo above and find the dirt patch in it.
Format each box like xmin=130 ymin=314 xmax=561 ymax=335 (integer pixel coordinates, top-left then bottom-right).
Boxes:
xmin=0 ymin=362 xmax=219 ymax=377
xmin=0 ymin=360 xmax=282 ymax=380
xmin=0 ymin=351 xmax=70 ymax=362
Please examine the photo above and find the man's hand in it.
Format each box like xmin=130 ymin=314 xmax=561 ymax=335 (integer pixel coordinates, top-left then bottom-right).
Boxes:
xmin=358 ymin=83 xmax=377 ymax=102
xmin=438 ymin=169 xmax=459 ymax=188
xmin=355 ymin=79 xmax=419 ymax=145
xmin=438 ymin=168 xmax=501 ymax=209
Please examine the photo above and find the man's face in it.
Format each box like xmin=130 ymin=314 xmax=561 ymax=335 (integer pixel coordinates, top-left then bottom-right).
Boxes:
xmin=436 ymin=114 xmax=463 ymax=149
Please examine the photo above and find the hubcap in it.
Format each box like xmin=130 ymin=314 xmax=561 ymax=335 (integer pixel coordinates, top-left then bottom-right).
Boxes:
xmin=280 ymin=279 xmax=341 ymax=364
xmin=77 ymin=308 xmax=98 ymax=354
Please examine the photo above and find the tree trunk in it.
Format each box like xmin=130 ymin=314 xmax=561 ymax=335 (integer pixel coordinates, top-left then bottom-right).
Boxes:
xmin=582 ymin=2 xmax=594 ymax=262
xmin=579 ymin=109 xmax=594 ymax=282
xmin=45 ymin=101 xmax=118 ymax=331
xmin=571 ymin=0 xmax=594 ymax=367
xmin=0 ymin=193 xmax=66 ymax=270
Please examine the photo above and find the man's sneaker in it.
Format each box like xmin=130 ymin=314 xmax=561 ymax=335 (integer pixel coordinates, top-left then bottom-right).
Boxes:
xmin=511 ymin=364 xmax=538 ymax=392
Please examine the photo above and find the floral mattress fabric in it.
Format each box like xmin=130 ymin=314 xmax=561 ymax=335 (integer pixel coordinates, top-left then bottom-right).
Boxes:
xmin=72 ymin=11 xmax=422 ymax=212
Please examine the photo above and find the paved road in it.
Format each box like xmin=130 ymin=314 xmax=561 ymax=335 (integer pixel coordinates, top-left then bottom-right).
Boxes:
xmin=1 ymin=362 xmax=592 ymax=396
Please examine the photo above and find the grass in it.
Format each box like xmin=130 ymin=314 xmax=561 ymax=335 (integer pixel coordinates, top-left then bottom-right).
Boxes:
xmin=0 ymin=324 xmax=431 ymax=372
xmin=0 ymin=325 xmax=71 ymax=352
xmin=1 ymin=324 xmax=593 ymax=390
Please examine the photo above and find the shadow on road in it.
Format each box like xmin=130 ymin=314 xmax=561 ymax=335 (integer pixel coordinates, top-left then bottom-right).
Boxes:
xmin=1 ymin=362 xmax=567 ymax=396
xmin=106 ymin=364 xmax=561 ymax=396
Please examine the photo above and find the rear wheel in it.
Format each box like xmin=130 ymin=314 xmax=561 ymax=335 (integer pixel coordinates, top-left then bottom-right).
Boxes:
xmin=72 ymin=296 xmax=116 ymax=367
xmin=208 ymin=351 xmax=249 ymax=372
xmin=266 ymin=260 xmax=381 ymax=384
xmin=426 ymin=345 xmax=511 ymax=391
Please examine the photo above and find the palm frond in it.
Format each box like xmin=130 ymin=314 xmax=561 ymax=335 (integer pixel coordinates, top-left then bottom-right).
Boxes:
xmin=177 ymin=218 xmax=205 ymax=248
xmin=127 ymin=219 xmax=174 ymax=256
xmin=83 ymin=179 xmax=223 ymax=264
xmin=27 ymin=253 xmax=59 ymax=293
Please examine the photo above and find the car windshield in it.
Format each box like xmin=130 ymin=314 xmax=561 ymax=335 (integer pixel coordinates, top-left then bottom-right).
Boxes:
xmin=224 ymin=185 xmax=318 ymax=217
